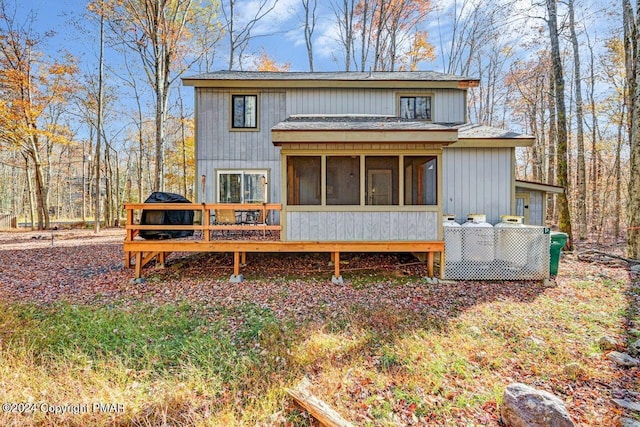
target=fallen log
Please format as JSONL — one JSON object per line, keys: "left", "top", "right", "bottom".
{"left": 578, "top": 249, "right": 640, "bottom": 265}
{"left": 286, "top": 377, "right": 354, "bottom": 427}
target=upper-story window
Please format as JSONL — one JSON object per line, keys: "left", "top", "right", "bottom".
{"left": 231, "top": 94, "right": 258, "bottom": 129}
{"left": 399, "top": 95, "right": 432, "bottom": 121}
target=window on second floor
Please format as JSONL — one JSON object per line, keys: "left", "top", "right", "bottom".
{"left": 399, "top": 95, "right": 432, "bottom": 121}
{"left": 231, "top": 94, "right": 258, "bottom": 129}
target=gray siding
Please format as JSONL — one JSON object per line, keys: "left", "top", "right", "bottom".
{"left": 196, "top": 89, "right": 286, "bottom": 202}
{"left": 442, "top": 147, "right": 512, "bottom": 225}
{"left": 286, "top": 88, "right": 465, "bottom": 122}
{"left": 530, "top": 191, "right": 544, "bottom": 226}
{"left": 286, "top": 211, "right": 438, "bottom": 241}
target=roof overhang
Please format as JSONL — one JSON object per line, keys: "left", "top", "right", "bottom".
{"left": 271, "top": 115, "right": 458, "bottom": 145}
{"left": 272, "top": 129, "right": 458, "bottom": 144}
{"left": 183, "top": 71, "right": 480, "bottom": 90}
{"left": 446, "top": 123, "right": 534, "bottom": 148}
{"left": 515, "top": 180, "right": 564, "bottom": 194}
{"left": 448, "top": 138, "right": 534, "bottom": 148}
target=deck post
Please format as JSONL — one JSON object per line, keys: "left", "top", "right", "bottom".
{"left": 125, "top": 206, "right": 134, "bottom": 268}
{"left": 427, "top": 252, "right": 434, "bottom": 278}
{"left": 203, "top": 206, "right": 210, "bottom": 242}
{"left": 158, "top": 252, "right": 166, "bottom": 269}
{"left": 231, "top": 251, "right": 244, "bottom": 283}
{"left": 135, "top": 252, "right": 142, "bottom": 278}
{"left": 331, "top": 251, "right": 343, "bottom": 285}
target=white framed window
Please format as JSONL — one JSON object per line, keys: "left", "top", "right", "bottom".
{"left": 217, "top": 170, "right": 268, "bottom": 203}
{"left": 399, "top": 95, "right": 432, "bottom": 120}
{"left": 231, "top": 94, "right": 258, "bottom": 129}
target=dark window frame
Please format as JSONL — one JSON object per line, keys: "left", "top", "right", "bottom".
{"left": 231, "top": 94, "right": 258, "bottom": 129}
{"left": 399, "top": 95, "right": 432, "bottom": 121}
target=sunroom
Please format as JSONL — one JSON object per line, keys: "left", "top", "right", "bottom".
{"left": 271, "top": 115, "right": 458, "bottom": 242}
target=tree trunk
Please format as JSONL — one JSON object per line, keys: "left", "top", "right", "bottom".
{"left": 624, "top": 0, "right": 640, "bottom": 258}
{"left": 569, "top": 0, "right": 587, "bottom": 240}
{"left": 302, "top": 0, "right": 316, "bottom": 72}
{"left": 615, "top": 101, "right": 625, "bottom": 238}
{"left": 95, "top": 0, "right": 105, "bottom": 233}
{"left": 23, "top": 154, "right": 35, "bottom": 230}
{"left": 587, "top": 40, "right": 601, "bottom": 232}
{"left": 547, "top": 73, "right": 557, "bottom": 224}
{"left": 546, "top": 0, "right": 573, "bottom": 249}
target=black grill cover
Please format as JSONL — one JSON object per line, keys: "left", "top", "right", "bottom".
{"left": 140, "top": 192, "right": 194, "bottom": 239}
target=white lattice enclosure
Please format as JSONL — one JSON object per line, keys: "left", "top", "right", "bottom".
{"left": 444, "top": 226, "right": 550, "bottom": 280}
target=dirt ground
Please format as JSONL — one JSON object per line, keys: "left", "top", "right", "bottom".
{"left": 0, "top": 227, "right": 637, "bottom": 425}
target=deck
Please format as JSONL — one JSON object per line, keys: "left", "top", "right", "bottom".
{"left": 124, "top": 203, "right": 444, "bottom": 282}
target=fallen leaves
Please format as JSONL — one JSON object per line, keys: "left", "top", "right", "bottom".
{"left": 0, "top": 228, "right": 637, "bottom": 426}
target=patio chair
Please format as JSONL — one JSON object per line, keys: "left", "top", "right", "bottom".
{"left": 213, "top": 209, "right": 240, "bottom": 237}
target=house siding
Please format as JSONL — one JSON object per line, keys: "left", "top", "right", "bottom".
{"left": 442, "top": 147, "right": 512, "bottom": 225}
{"left": 285, "top": 88, "right": 465, "bottom": 123}
{"left": 196, "top": 88, "right": 286, "bottom": 202}
{"left": 196, "top": 86, "right": 466, "bottom": 204}
{"left": 286, "top": 211, "right": 438, "bottom": 241}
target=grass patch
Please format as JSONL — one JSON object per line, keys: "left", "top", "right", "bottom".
{"left": 0, "top": 302, "right": 301, "bottom": 426}
{"left": 0, "top": 273, "right": 632, "bottom": 425}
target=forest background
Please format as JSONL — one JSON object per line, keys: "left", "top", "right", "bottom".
{"left": 0, "top": 0, "right": 638, "bottom": 257}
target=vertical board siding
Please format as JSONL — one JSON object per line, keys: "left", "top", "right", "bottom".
{"left": 286, "top": 211, "right": 438, "bottom": 241}
{"left": 285, "top": 88, "right": 465, "bottom": 123}
{"left": 529, "top": 191, "right": 544, "bottom": 225}
{"left": 196, "top": 89, "right": 286, "bottom": 203}
{"left": 442, "top": 147, "right": 512, "bottom": 225}
{"left": 196, "top": 86, "right": 469, "bottom": 206}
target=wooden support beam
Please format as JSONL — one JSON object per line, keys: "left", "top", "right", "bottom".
{"left": 141, "top": 251, "right": 159, "bottom": 268}
{"left": 135, "top": 252, "right": 142, "bottom": 278}
{"left": 334, "top": 251, "right": 340, "bottom": 278}
{"left": 241, "top": 252, "right": 247, "bottom": 265}
{"left": 427, "top": 252, "right": 434, "bottom": 278}
{"left": 286, "top": 378, "right": 354, "bottom": 427}
{"left": 234, "top": 252, "right": 240, "bottom": 277}
{"left": 158, "top": 252, "right": 166, "bottom": 268}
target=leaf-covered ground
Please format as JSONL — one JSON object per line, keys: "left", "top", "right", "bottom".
{"left": 0, "top": 228, "right": 637, "bottom": 426}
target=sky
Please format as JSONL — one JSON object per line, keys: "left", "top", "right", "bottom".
{"left": 19, "top": 0, "right": 620, "bottom": 75}
{"left": 13, "top": 0, "right": 623, "bottom": 146}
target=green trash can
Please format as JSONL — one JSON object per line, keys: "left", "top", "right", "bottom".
{"left": 549, "top": 232, "right": 568, "bottom": 276}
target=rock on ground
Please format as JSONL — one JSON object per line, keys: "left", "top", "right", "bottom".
{"left": 598, "top": 335, "right": 618, "bottom": 351}
{"left": 501, "top": 383, "right": 575, "bottom": 427}
{"left": 606, "top": 351, "right": 640, "bottom": 368}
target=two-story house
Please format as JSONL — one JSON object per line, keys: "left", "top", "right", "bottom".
{"left": 182, "top": 71, "right": 546, "bottom": 243}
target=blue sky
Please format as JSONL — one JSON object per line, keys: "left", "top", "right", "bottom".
{"left": 20, "top": 0, "right": 619, "bottom": 74}
{"left": 15, "top": 0, "right": 622, "bottom": 145}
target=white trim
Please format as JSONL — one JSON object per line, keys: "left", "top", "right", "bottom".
{"left": 215, "top": 169, "right": 269, "bottom": 203}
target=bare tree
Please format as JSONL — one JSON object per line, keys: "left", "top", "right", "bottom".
{"left": 222, "top": 0, "right": 279, "bottom": 70}
{"left": 94, "top": 0, "right": 105, "bottom": 232}
{"left": 330, "top": 0, "right": 356, "bottom": 71}
{"left": 568, "top": 0, "right": 586, "bottom": 240}
{"left": 546, "top": 0, "right": 573, "bottom": 248}
{"left": 623, "top": 0, "right": 640, "bottom": 258}
{"left": 301, "top": 0, "right": 317, "bottom": 71}
{"left": 97, "top": 0, "right": 220, "bottom": 192}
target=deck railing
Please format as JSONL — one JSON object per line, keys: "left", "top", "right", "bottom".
{"left": 124, "top": 203, "right": 282, "bottom": 242}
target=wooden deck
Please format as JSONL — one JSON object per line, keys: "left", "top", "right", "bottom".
{"left": 124, "top": 203, "right": 444, "bottom": 282}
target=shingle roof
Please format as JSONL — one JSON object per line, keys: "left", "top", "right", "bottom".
{"left": 454, "top": 123, "right": 533, "bottom": 139}
{"left": 272, "top": 116, "right": 532, "bottom": 139}
{"left": 184, "top": 70, "right": 478, "bottom": 83}
{"left": 271, "top": 115, "right": 457, "bottom": 132}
